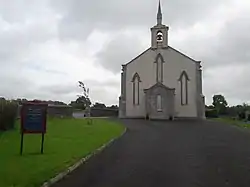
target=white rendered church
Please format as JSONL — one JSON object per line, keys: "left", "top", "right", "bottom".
{"left": 119, "top": 2, "right": 205, "bottom": 120}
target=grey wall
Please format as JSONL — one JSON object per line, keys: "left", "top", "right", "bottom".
{"left": 47, "top": 105, "right": 73, "bottom": 117}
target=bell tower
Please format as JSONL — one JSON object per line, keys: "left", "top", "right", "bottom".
{"left": 151, "top": 1, "right": 169, "bottom": 49}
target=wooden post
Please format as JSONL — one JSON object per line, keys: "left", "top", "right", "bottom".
{"left": 20, "top": 133, "right": 24, "bottom": 155}
{"left": 41, "top": 133, "right": 45, "bottom": 154}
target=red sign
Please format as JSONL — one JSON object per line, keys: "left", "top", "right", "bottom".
{"left": 21, "top": 102, "right": 48, "bottom": 134}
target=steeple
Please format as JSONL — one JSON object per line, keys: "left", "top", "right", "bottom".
{"left": 157, "top": 0, "right": 162, "bottom": 25}
{"left": 151, "top": 0, "right": 169, "bottom": 48}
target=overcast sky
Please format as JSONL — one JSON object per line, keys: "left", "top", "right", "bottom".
{"left": 0, "top": 0, "right": 250, "bottom": 106}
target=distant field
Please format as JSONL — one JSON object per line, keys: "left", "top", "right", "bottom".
{"left": 0, "top": 118, "right": 124, "bottom": 187}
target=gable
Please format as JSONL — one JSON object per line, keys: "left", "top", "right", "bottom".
{"left": 168, "top": 46, "right": 200, "bottom": 64}
{"left": 123, "top": 48, "right": 152, "bottom": 66}
{"left": 124, "top": 46, "right": 201, "bottom": 68}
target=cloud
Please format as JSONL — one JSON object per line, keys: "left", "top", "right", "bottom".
{"left": 0, "top": 0, "right": 250, "bottom": 106}
{"left": 38, "top": 78, "right": 120, "bottom": 104}
{"left": 95, "top": 31, "right": 147, "bottom": 73}
{"left": 50, "top": 0, "right": 225, "bottom": 40}
{"left": 204, "top": 64, "right": 250, "bottom": 105}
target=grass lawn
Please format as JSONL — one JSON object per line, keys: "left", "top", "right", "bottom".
{"left": 0, "top": 118, "right": 125, "bottom": 187}
{"left": 214, "top": 117, "right": 250, "bottom": 128}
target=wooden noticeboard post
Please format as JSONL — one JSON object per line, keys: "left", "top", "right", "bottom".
{"left": 20, "top": 102, "right": 48, "bottom": 155}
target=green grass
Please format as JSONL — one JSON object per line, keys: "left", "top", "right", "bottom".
{"left": 0, "top": 118, "right": 125, "bottom": 187}
{"left": 214, "top": 117, "right": 250, "bottom": 128}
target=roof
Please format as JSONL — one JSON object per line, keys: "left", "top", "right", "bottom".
{"left": 168, "top": 46, "right": 200, "bottom": 64}
{"left": 123, "top": 45, "right": 201, "bottom": 67}
{"left": 123, "top": 43, "right": 201, "bottom": 66}
{"left": 123, "top": 47, "right": 151, "bottom": 66}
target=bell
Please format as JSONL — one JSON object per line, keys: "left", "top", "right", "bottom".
{"left": 157, "top": 35, "right": 163, "bottom": 41}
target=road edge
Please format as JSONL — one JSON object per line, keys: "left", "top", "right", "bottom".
{"left": 41, "top": 127, "right": 127, "bottom": 187}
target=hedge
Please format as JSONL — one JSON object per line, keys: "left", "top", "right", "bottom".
{"left": 205, "top": 109, "right": 219, "bottom": 118}
{"left": 0, "top": 100, "right": 18, "bottom": 131}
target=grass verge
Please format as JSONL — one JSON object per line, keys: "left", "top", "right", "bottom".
{"left": 214, "top": 117, "right": 250, "bottom": 128}
{"left": 0, "top": 118, "right": 124, "bottom": 187}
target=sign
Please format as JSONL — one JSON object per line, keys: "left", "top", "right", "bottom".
{"left": 20, "top": 102, "right": 48, "bottom": 155}
{"left": 21, "top": 103, "right": 47, "bottom": 133}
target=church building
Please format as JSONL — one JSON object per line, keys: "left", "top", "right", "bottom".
{"left": 119, "top": 2, "right": 205, "bottom": 120}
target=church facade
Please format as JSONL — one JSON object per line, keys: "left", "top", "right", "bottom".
{"left": 119, "top": 2, "right": 205, "bottom": 120}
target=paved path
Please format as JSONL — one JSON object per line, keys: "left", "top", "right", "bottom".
{"left": 52, "top": 119, "right": 250, "bottom": 187}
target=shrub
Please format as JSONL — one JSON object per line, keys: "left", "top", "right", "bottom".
{"left": 247, "top": 114, "right": 250, "bottom": 121}
{"left": 0, "top": 99, "right": 18, "bottom": 131}
{"left": 205, "top": 109, "right": 218, "bottom": 118}
{"left": 238, "top": 111, "right": 246, "bottom": 120}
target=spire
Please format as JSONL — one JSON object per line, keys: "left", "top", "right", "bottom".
{"left": 157, "top": 0, "right": 162, "bottom": 25}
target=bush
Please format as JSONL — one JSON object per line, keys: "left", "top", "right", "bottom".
{"left": 246, "top": 115, "right": 250, "bottom": 121}
{"left": 205, "top": 109, "right": 218, "bottom": 118}
{"left": 0, "top": 99, "right": 18, "bottom": 131}
{"left": 238, "top": 112, "right": 246, "bottom": 120}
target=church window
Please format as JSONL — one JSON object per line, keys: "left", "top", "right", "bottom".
{"left": 157, "top": 60, "right": 162, "bottom": 82}
{"left": 131, "top": 73, "right": 141, "bottom": 105}
{"left": 156, "top": 31, "right": 163, "bottom": 42}
{"left": 155, "top": 53, "right": 164, "bottom": 82}
{"left": 178, "top": 71, "right": 189, "bottom": 105}
{"left": 156, "top": 95, "right": 162, "bottom": 111}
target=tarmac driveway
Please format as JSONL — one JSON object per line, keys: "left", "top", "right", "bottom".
{"left": 52, "top": 119, "right": 250, "bottom": 187}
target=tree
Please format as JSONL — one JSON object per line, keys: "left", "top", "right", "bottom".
{"left": 212, "top": 94, "right": 228, "bottom": 115}
{"left": 93, "top": 102, "right": 106, "bottom": 109}
{"left": 242, "top": 102, "right": 250, "bottom": 112}
{"left": 206, "top": 105, "right": 214, "bottom": 110}
{"left": 76, "top": 96, "right": 91, "bottom": 110}
{"left": 70, "top": 81, "right": 92, "bottom": 110}
{"left": 78, "top": 81, "right": 92, "bottom": 124}
{"left": 108, "top": 105, "right": 118, "bottom": 110}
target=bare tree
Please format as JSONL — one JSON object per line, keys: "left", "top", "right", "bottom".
{"left": 78, "top": 81, "right": 92, "bottom": 124}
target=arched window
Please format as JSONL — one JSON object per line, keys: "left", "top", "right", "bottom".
{"left": 155, "top": 53, "right": 164, "bottom": 83}
{"left": 156, "top": 94, "right": 162, "bottom": 111}
{"left": 131, "top": 73, "right": 141, "bottom": 105}
{"left": 178, "top": 71, "right": 189, "bottom": 105}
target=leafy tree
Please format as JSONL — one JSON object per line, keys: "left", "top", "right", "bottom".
{"left": 108, "top": 105, "right": 118, "bottom": 110}
{"left": 48, "top": 100, "right": 67, "bottom": 105}
{"left": 206, "top": 105, "right": 214, "bottom": 110}
{"left": 242, "top": 102, "right": 250, "bottom": 112}
{"left": 212, "top": 94, "right": 228, "bottom": 115}
{"left": 93, "top": 102, "right": 106, "bottom": 109}
{"left": 75, "top": 96, "right": 91, "bottom": 110}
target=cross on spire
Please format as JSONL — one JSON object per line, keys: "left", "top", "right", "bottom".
{"left": 157, "top": 0, "right": 162, "bottom": 25}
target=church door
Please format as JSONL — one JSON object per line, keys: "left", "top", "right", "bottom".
{"left": 144, "top": 83, "right": 175, "bottom": 120}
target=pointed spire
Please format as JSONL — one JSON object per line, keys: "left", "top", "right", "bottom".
{"left": 157, "top": 0, "right": 162, "bottom": 25}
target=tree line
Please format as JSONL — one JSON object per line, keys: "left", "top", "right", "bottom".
{"left": 206, "top": 94, "right": 250, "bottom": 119}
